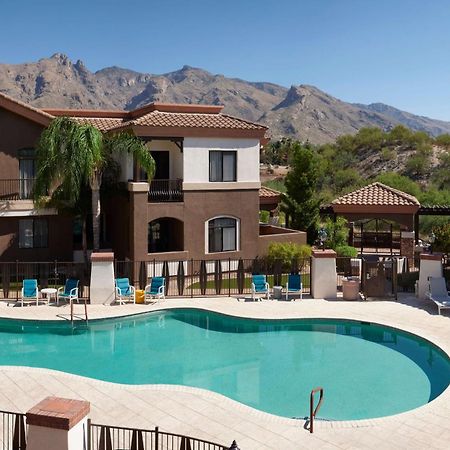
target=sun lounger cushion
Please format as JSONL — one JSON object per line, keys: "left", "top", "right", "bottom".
{"left": 149, "top": 277, "right": 165, "bottom": 294}
{"left": 23, "top": 279, "right": 37, "bottom": 297}
{"left": 253, "top": 275, "right": 267, "bottom": 292}
{"left": 116, "top": 278, "right": 132, "bottom": 295}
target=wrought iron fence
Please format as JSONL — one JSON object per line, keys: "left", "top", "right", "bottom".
{"left": 0, "top": 410, "right": 27, "bottom": 450}
{"left": 114, "top": 258, "right": 311, "bottom": 297}
{"left": 0, "top": 179, "right": 35, "bottom": 201}
{"left": 148, "top": 179, "right": 183, "bottom": 202}
{"left": 0, "top": 261, "right": 91, "bottom": 301}
{"left": 88, "top": 423, "right": 228, "bottom": 450}
{"left": 335, "top": 257, "right": 361, "bottom": 291}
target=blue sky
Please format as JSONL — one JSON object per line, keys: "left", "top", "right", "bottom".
{"left": 1, "top": 0, "right": 450, "bottom": 120}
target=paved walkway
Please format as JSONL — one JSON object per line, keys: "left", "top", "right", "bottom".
{"left": 0, "top": 295, "right": 448, "bottom": 449}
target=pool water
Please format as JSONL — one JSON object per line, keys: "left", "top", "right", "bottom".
{"left": 0, "top": 309, "right": 449, "bottom": 420}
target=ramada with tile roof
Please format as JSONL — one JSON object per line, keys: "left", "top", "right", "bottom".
{"left": 0, "top": 91, "right": 305, "bottom": 262}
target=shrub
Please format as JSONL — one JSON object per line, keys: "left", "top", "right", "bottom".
{"left": 267, "top": 242, "right": 312, "bottom": 271}
{"left": 380, "top": 147, "right": 395, "bottom": 161}
{"left": 335, "top": 245, "right": 358, "bottom": 258}
{"left": 259, "top": 210, "right": 269, "bottom": 223}
{"left": 434, "top": 223, "right": 450, "bottom": 254}
{"left": 322, "top": 217, "right": 350, "bottom": 249}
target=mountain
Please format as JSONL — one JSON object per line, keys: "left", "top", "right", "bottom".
{"left": 1, "top": 54, "right": 450, "bottom": 144}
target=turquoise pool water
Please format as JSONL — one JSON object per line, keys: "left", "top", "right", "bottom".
{"left": 0, "top": 309, "right": 449, "bottom": 420}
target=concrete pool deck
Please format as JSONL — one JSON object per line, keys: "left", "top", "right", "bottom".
{"left": 0, "top": 294, "right": 448, "bottom": 449}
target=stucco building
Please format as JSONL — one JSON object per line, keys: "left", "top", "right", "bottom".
{"left": 0, "top": 93, "right": 305, "bottom": 262}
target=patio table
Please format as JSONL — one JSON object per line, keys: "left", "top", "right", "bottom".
{"left": 41, "top": 288, "right": 57, "bottom": 306}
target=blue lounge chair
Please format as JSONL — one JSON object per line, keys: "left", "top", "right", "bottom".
{"left": 57, "top": 279, "right": 79, "bottom": 305}
{"left": 286, "top": 274, "right": 303, "bottom": 301}
{"left": 115, "top": 278, "right": 135, "bottom": 304}
{"left": 21, "top": 279, "right": 39, "bottom": 307}
{"left": 144, "top": 277, "right": 166, "bottom": 302}
{"left": 251, "top": 274, "right": 270, "bottom": 301}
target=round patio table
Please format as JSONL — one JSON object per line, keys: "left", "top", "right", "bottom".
{"left": 41, "top": 288, "right": 57, "bottom": 306}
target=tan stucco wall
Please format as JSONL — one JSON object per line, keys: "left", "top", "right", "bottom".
{"left": 258, "top": 226, "right": 307, "bottom": 256}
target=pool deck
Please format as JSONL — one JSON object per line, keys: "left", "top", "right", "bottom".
{"left": 0, "top": 294, "right": 449, "bottom": 449}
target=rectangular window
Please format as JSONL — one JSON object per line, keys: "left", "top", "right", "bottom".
{"left": 209, "top": 151, "right": 236, "bottom": 182}
{"left": 19, "top": 219, "right": 48, "bottom": 249}
{"left": 208, "top": 218, "right": 237, "bottom": 253}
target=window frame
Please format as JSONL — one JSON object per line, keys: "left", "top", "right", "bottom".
{"left": 206, "top": 216, "right": 239, "bottom": 254}
{"left": 209, "top": 151, "right": 237, "bottom": 182}
{"left": 18, "top": 218, "right": 49, "bottom": 249}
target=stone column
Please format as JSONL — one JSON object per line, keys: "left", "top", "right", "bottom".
{"left": 418, "top": 253, "right": 443, "bottom": 300}
{"left": 400, "top": 231, "right": 415, "bottom": 269}
{"left": 26, "top": 397, "right": 90, "bottom": 450}
{"left": 311, "top": 249, "right": 337, "bottom": 299}
{"left": 90, "top": 252, "right": 115, "bottom": 305}
{"left": 128, "top": 182, "right": 149, "bottom": 261}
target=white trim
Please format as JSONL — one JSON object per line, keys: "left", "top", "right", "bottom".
{"left": 0, "top": 208, "right": 57, "bottom": 217}
{"left": 205, "top": 215, "right": 240, "bottom": 254}
{"left": 183, "top": 182, "right": 260, "bottom": 191}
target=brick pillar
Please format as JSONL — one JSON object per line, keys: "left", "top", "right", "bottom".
{"left": 400, "top": 231, "right": 415, "bottom": 269}
{"left": 26, "top": 397, "right": 90, "bottom": 450}
{"left": 311, "top": 249, "right": 337, "bottom": 299}
{"left": 128, "top": 182, "right": 149, "bottom": 261}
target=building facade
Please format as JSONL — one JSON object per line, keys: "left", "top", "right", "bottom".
{"left": 0, "top": 93, "right": 306, "bottom": 263}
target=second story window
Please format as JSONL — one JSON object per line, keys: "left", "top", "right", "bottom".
{"left": 209, "top": 151, "right": 236, "bottom": 182}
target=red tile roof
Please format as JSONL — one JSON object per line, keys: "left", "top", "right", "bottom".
{"left": 332, "top": 182, "right": 420, "bottom": 207}
{"left": 259, "top": 186, "right": 282, "bottom": 199}
{"left": 72, "top": 117, "right": 124, "bottom": 132}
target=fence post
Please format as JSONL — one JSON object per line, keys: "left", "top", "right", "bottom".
{"left": 26, "top": 397, "right": 90, "bottom": 450}
{"left": 154, "top": 426, "right": 159, "bottom": 450}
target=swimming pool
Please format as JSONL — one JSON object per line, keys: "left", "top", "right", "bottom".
{"left": 0, "top": 309, "right": 448, "bottom": 420}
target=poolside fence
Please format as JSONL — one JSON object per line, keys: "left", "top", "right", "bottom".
{"left": 0, "top": 410, "right": 27, "bottom": 450}
{"left": 88, "top": 422, "right": 228, "bottom": 450}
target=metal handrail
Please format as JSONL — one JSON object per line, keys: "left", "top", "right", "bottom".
{"left": 309, "top": 387, "right": 324, "bottom": 434}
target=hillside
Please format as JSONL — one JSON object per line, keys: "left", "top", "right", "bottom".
{"left": 1, "top": 54, "right": 450, "bottom": 143}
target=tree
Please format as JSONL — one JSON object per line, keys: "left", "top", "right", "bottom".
{"left": 281, "top": 142, "right": 321, "bottom": 242}
{"left": 34, "top": 117, "right": 155, "bottom": 251}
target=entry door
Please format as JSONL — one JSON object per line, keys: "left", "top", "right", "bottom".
{"left": 150, "top": 151, "right": 170, "bottom": 179}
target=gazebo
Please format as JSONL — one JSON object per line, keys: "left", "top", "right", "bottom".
{"left": 323, "top": 182, "right": 421, "bottom": 262}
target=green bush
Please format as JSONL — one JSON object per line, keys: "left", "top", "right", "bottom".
{"left": 434, "top": 223, "right": 450, "bottom": 254}
{"left": 259, "top": 210, "right": 269, "bottom": 223}
{"left": 322, "top": 217, "right": 350, "bottom": 249}
{"left": 267, "top": 242, "right": 312, "bottom": 271}
{"left": 335, "top": 245, "right": 358, "bottom": 257}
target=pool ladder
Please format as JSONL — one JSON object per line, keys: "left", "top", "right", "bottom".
{"left": 70, "top": 299, "right": 89, "bottom": 324}
{"left": 309, "top": 387, "right": 324, "bottom": 433}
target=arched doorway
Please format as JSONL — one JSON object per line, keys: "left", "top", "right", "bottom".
{"left": 148, "top": 218, "right": 184, "bottom": 253}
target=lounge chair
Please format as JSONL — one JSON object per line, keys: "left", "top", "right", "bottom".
{"left": 427, "top": 277, "right": 450, "bottom": 315}
{"left": 251, "top": 274, "right": 270, "bottom": 301}
{"left": 21, "top": 279, "right": 39, "bottom": 307}
{"left": 286, "top": 273, "right": 303, "bottom": 301}
{"left": 115, "top": 278, "right": 135, "bottom": 304}
{"left": 144, "top": 277, "right": 165, "bottom": 302}
{"left": 57, "top": 279, "right": 79, "bottom": 305}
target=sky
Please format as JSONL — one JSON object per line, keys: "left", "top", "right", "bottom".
{"left": 1, "top": 0, "right": 450, "bottom": 120}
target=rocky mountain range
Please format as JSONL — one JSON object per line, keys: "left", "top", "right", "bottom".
{"left": 1, "top": 53, "right": 450, "bottom": 144}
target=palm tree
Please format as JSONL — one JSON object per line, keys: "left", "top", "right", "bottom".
{"left": 34, "top": 117, "right": 155, "bottom": 252}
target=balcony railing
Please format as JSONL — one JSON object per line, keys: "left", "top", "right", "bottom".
{"left": 148, "top": 179, "right": 183, "bottom": 202}
{"left": 0, "top": 178, "right": 35, "bottom": 200}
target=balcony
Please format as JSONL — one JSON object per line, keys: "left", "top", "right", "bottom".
{"left": 148, "top": 179, "right": 183, "bottom": 203}
{"left": 0, "top": 179, "right": 35, "bottom": 200}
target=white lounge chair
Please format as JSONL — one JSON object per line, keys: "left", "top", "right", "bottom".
{"left": 251, "top": 274, "right": 270, "bottom": 301}
{"left": 427, "top": 277, "right": 450, "bottom": 315}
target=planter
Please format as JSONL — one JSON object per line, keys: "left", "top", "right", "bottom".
{"left": 342, "top": 277, "right": 360, "bottom": 301}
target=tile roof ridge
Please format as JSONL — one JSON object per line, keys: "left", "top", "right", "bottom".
{"left": 220, "top": 112, "right": 268, "bottom": 129}
{"left": 372, "top": 181, "right": 420, "bottom": 204}
{"left": 0, "top": 91, "right": 54, "bottom": 120}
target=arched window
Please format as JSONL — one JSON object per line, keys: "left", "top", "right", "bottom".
{"left": 207, "top": 217, "right": 238, "bottom": 253}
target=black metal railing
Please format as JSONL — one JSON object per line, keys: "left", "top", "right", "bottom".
{"left": 88, "top": 423, "right": 228, "bottom": 450}
{"left": 0, "top": 410, "right": 27, "bottom": 450}
{"left": 0, "top": 179, "right": 35, "bottom": 201}
{"left": 148, "top": 179, "right": 183, "bottom": 202}
{"left": 0, "top": 261, "right": 91, "bottom": 301}
{"left": 115, "top": 257, "right": 311, "bottom": 298}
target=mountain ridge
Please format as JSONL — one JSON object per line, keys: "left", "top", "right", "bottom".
{"left": 1, "top": 54, "right": 449, "bottom": 143}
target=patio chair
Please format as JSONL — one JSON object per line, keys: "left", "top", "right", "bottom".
{"left": 427, "top": 277, "right": 450, "bottom": 315}
{"left": 286, "top": 273, "right": 303, "bottom": 301}
{"left": 144, "top": 277, "right": 165, "bottom": 303}
{"left": 251, "top": 274, "right": 270, "bottom": 301}
{"left": 20, "top": 279, "right": 39, "bottom": 307}
{"left": 115, "top": 278, "right": 136, "bottom": 304}
{"left": 57, "top": 279, "right": 79, "bottom": 306}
